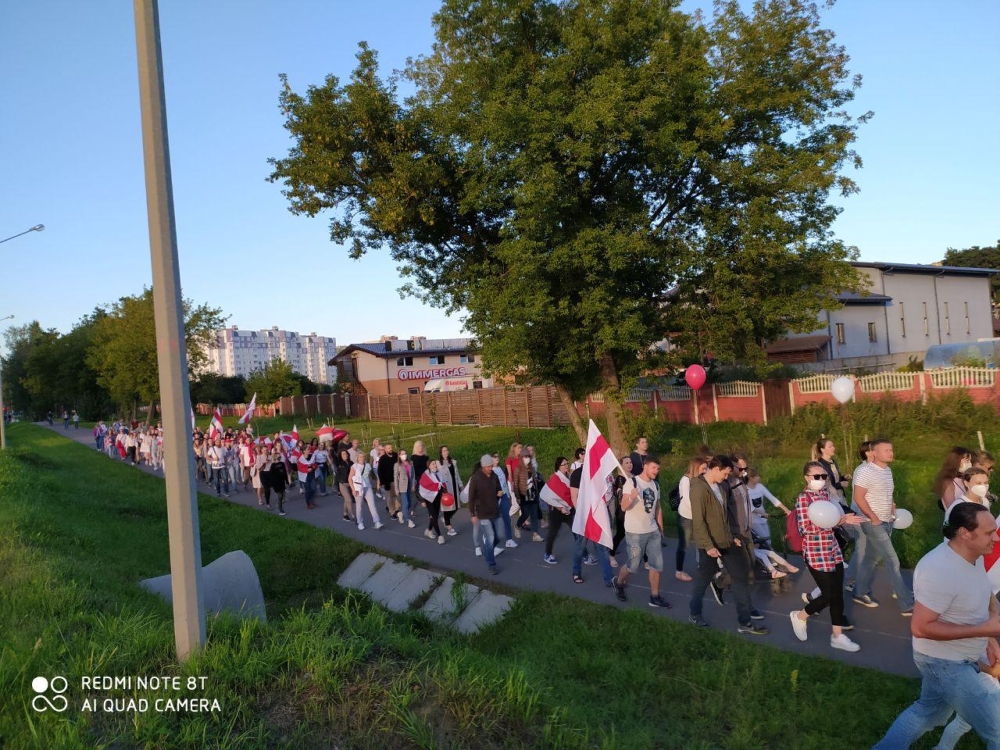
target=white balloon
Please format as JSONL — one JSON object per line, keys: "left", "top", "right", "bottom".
{"left": 893, "top": 508, "right": 914, "bottom": 530}
{"left": 830, "top": 376, "right": 855, "bottom": 404}
{"left": 807, "top": 500, "right": 841, "bottom": 529}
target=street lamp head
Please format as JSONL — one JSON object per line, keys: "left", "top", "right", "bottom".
{"left": 31, "top": 224, "right": 44, "bottom": 232}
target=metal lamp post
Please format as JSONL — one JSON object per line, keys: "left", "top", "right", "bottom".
{"left": 0, "top": 224, "right": 44, "bottom": 244}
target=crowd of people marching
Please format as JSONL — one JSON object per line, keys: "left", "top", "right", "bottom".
{"left": 85, "top": 415, "right": 1000, "bottom": 748}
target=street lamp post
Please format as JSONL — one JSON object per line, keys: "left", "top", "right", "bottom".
{"left": 133, "top": 0, "right": 205, "bottom": 660}
{"left": 0, "top": 225, "right": 44, "bottom": 244}
{"left": 0, "top": 314, "right": 13, "bottom": 450}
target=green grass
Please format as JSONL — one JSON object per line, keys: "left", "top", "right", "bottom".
{"left": 0, "top": 424, "right": 969, "bottom": 749}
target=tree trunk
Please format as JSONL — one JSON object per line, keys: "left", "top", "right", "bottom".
{"left": 599, "top": 354, "right": 628, "bottom": 457}
{"left": 146, "top": 399, "right": 156, "bottom": 426}
{"left": 554, "top": 385, "right": 588, "bottom": 446}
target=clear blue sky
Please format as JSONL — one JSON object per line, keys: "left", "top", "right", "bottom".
{"left": 2, "top": 0, "right": 997, "bottom": 347}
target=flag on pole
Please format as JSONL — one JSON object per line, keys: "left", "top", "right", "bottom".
{"left": 571, "top": 420, "right": 620, "bottom": 548}
{"left": 540, "top": 470, "right": 572, "bottom": 511}
{"left": 238, "top": 393, "right": 257, "bottom": 424}
{"left": 208, "top": 409, "right": 224, "bottom": 440}
{"left": 291, "top": 424, "right": 299, "bottom": 442}
{"left": 278, "top": 432, "right": 296, "bottom": 452}
{"left": 316, "top": 424, "right": 334, "bottom": 443}
{"left": 985, "top": 514, "right": 1000, "bottom": 594}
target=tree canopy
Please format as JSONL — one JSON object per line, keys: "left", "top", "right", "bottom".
{"left": 86, "top": 288, "right": 224, "bottom": 417}
{"left": 268, "top": 0, "right": 867, "bottom": 447}
{"left": 943, "top": 241, "right": 1000, "bottom": 303}
{"left": 244, "top": 358, "right": 303, "bottom": 405}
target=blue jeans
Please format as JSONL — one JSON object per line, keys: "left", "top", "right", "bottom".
{"left": 478, "top": 517, "right": 497, "bottom": 568}
{"left": 315, "top": 464, "right": 328, "bottom": 494}
{"left": 304, "top": 472, "right": 316, "bottom": 504}
{"left": 498, "top": 493, "right": 513, "bottom": 540}
{"left": 400, "top": 490, "right": 413, "bottom": 520}
{"left": 874, "top": 654, "right": 1000, "bottom": 749}
{"left": 852, "top": 521, "right": 913, "bottom": 610}
{"left": 211, "top": 466, "right": 229, "bottom": 496}
{"left": 572, "top": 534, "right": 613, "bottom": 584}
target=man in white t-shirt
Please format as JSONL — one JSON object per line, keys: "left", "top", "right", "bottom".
{"left": 849, "top": 439, "right": 914, "bottom": 613}
{"left": 611, "top": 455, "right": 670, "bottom": 608}
{"left": 873, "top": 502, "right": 1000, "bottom": 749}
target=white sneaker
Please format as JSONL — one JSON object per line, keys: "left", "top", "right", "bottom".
{"left": 447, "top": 527, "right": 458, "bottom": 536}
{"left": 531, "top": 533, "right": 543, "bottom": 542}
{"left": 398, "top": 515, "right": 404, "bottom": 524}
{"left": 494, "top": 546, "right": 505, "bottom": 556}
{"left": 513, "top": 527, "right": 522, "bottom": 539}
{"left": 505, "top": 539, "right": 518, "bottom": 548}
{"left": 425, "top": 529, "right": 435, "bottom": 539}
{"left": 475, "top": 547, "right": 482, "bottom": 557}
{"left": 790, "top": 611, "right": 808, "bottom": 642}
{"left": 374, "top": 522, "right": 385, "bottom": 530}
{"left": 830, "top": 634, "right": 860, "bottom": 652}
{"left": 437, "top": 535, "right": 445, "bottom": 545}
{"left": 358, "top": 523, "right": 365, "bottom": 531}
{"left": 407, "top": 520, "right": 416, "bottom": 529}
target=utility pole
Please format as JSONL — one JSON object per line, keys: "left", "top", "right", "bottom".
{"left": 133, "top": 0, "right": 205, "bottom": 659}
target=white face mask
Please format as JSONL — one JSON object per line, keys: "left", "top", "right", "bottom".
{"left": 969, "top": 484, "right": 989, "bottom": 499}
{"left": 808, "top": 479, "right": 826, "bottom": 492}
{"left": 960, "top": 460, "right": 973, "bottom": 473}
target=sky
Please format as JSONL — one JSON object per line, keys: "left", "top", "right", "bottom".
{"left": 1, "top": 0, "right": 998, "bottom": 349}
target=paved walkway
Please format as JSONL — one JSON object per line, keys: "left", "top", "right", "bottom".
{"left": 44, "top": 423, "right": 919, "bottom": 678}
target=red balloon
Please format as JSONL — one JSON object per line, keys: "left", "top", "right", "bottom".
{"left": 685, "top": 365, "right": 707, "bottom": 390}
{"left": 441, "top": 492, "right": 457, "bottom": 511}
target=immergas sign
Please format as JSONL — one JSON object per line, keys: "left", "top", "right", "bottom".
{"left": 398, "top": 367, "right": 467, "bottom": 381}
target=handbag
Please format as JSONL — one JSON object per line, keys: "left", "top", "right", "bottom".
{"left": 713, "top": 558, "right": 732, "bottom": 589}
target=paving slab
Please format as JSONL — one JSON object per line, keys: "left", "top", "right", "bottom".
{"left": 337, "top": 552, "right": 389, "bottom": 589}
{"left": 453, "top": 590, "right": 513, "bottom": 634}
{"left": 380, "top": 568, "right": 441, "bottom": 613}
{"left": 420, "top": 577, "right": 481, "bottom": 623}
{"left": 359, "top": 559, "right": 413, "bottom": 600}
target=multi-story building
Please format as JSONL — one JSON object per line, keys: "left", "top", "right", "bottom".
{"left": 332, "top": 336, "right": 492, "bottom": 395}
{"left": 205, "top": 326, "right": 338, "bottom": 384}
{"left": 767, "top": 261, "right": 997, "bottom": 369}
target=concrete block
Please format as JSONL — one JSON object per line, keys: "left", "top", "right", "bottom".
{"left": 140, "top": 550, "right": 267, "bottom": 623}
{"left": 359, "top": 560, "right": 412, "bottom": 601}
{"left": 420, "top": 577, "right": 480, "bottom": 623}
{"left": 380, "top": 568, "right": 440, "bottom": 613}
{"left": 453, "top": 590, "right": 513, "bottom": 634}
{"left": 337, "top": 552, "right": 389, "bottom": 590}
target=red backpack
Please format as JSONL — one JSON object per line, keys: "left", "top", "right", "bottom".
{"left": 785, "top": 512, "right": 803, "bottom": 554}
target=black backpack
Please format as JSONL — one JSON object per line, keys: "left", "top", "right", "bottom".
{"left": 668, "top": 482, "right": 682, "bottom": 512}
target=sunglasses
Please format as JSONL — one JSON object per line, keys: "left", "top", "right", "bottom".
{"left": 809, "top": 473, "right": 829, "bottom": 480}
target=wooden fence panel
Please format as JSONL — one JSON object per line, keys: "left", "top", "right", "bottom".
{"left": 449, "top": 391, "right": 480, "bottom": 424}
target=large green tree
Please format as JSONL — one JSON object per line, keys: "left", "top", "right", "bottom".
{"left": 244, "top": 358, "right": 302, "bottom": 405}
{"left": 87, "top": 288, "right": 225, "bottom": 422}
{"left": 943, "top": 242, "right": 1000, "bottom": 303}
{"left": 269, "top": 0, "right": 865, "bottom": 449}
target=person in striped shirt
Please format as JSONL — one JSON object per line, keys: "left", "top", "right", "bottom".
{"left": 850, "top": 438, "right": 915, "bottom": 614}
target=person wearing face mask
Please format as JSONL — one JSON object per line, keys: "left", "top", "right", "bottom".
{"left": 936, "top": 447, "right": 974, "bottom": 515}
{"left": 789, "top": 461, "right": 868, "bottom": 652}
{"left": 949, "top": 467, "right": 992, "bottom": 515}
{"left": 512, "top": 452, "right": 544, "bottom": 542}
{"left": 721, "top": 453, "right": 767, "bottom": 625}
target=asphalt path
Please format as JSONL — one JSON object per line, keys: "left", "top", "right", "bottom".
{"left": 43, "top": 423, "right": 920, "bottom": 678}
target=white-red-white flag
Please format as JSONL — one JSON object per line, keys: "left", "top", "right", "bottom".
{"left": 238, "top": 393, "right": 257, "bottom": 424}
{"left": 291, "top": 424, "right": 299, "bottom": 442}
{"left": 985, "top": 514, "right": 1000, "bottom": 594}
{"left": 571, "top": 420, "right": 620, "bottom": 548}
{"left": 540, "top": 470, "right": 572, "bottom": 511}
{"left": 208, "top": 409, "right": 224, "bottom": 440}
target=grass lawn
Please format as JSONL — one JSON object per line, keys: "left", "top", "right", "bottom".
{"left": 0, "top": 423, "right": 975, "bottom": 749}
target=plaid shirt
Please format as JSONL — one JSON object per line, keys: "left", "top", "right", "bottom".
{"left": 795, "top": 489, "right": 843, "bottom": 572}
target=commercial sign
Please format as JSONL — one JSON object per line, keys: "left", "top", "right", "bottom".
{"left": 397, "top": 367, "right": 467, "bottom": 381}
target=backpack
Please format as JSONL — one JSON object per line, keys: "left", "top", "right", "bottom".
{"left": 668, "top": 483, "right": 682, "bottom": 512}
{"left": 784, "top": 512, "right": 803, "bottom": 554}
